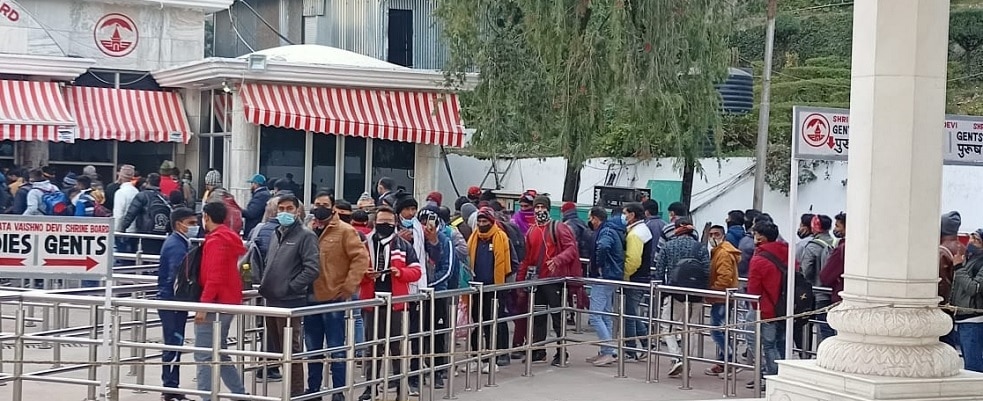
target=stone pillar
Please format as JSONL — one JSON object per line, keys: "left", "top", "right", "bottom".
{"left": 17, "top": 141, "right": 48, "bottom": 169}
{"left": 228, "top": 90, "right": 258, "bottom": 204}
{"left": 413, "top": 143, "right": 441, "bottom": 202}
{"left": 766, "top": 1, "right": 983, "bottom": 399}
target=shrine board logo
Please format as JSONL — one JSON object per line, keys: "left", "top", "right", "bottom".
{"left": 94, "top": 13, "right": 138, "bottom": 57}
{"left": 801, "top": 113, "right": 832, "bottom": 148}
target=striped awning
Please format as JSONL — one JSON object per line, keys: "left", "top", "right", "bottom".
{"left": 0, "top": 80, "right": 77, "bottom": 142}
{"left": 240, "top": 83, "right": 465, "bottom": 147}
{"left": 66, "top": 86, "right": 192, "bottom": 143}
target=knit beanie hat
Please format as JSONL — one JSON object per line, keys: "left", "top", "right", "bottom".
{"left": 204, "top": 170, "right": 222, "bottom": 187}
{"left": 83, "top": 165, "right": 97, "bottom": 178}
{"left": 159, "top": 160, "right": 175, "bottom": 175}
{"left": 467, "top": 186, "right": 481, "bottom": 200}
{"left": 941, "top": 211, "right": 962, "bottom": 236}
{"left": 426, "top": 191, "right": 443, "bottom": 206}
{"left": 357, "top": 192, "right": 375, "bottom": 209}
{"left": 118, "top": 165, "right": 135, "bottom": 182}
{"left": 63, "top": 172, "right": 77, "bottom": 187}
{"left": 561, "top": 202, "right": 576, "bottom": 213}
{"left": 461, "top": 203, "right": 477, "bottom": 222}
{"left": 393, "top": 191, "right": 418, "bottom": 215}
{"left": 533, "top": 195, "right": 551, "bottom": 209}
{"left": 476, "top": 206, "right": 496, "bottom": 222}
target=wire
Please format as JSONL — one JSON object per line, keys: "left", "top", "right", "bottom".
{"left": 237, "top": 0, "right": 296, "bottom": 46}
{"left": 8, "top": 0, "right": 69, "bottom": 57}
{"left": 229, "top": 6, "right": 256, "bottom": 53}
{"left": 439, "top": 146, "right": 462, "bottom": 198}
{"left": 82, "top": 71, "right": 153, "bottom": 88}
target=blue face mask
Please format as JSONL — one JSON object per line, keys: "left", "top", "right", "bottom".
{"left": 276, "top": 212, "right": 296, "bottom": 226}
{"left": 186, "top": 225, "right": 200, "bottom": 238}
{"left": 620, "top": 214, "right": 628, "bottom": 225}
{"left": 401, "top": 219, "right": 415, "bottom": 228}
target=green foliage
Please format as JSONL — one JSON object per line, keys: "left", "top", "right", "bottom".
{"left": 951, "top": 9, "right": 983, "bottom": 54}
{"left": 436, "top": 0, "right": 731, "bottom": 174}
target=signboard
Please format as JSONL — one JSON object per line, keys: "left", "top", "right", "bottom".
{"left": 0, "top": 2, "right": 19, "bottom": 23}
{"left": 793, "top": 106, "right": 983, "bottom": 165}
{"left": 0, "top": 216, "right": 113, "bottom": 280}
{"left": 94, "top": 13, "right": 138, "bottom": 57}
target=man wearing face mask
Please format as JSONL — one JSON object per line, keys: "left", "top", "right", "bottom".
{"left": 516, "top": 195, "right": 580, "bottom": 366}
{"left": 157, "top": 208, "right": 198, "bottom": 401}
{"left": 820, "top": 212, "right": 846, "bottom": 336}
{"left": 704, "top": 225, "right": 740, "bottom": 376}
{"left": 794, "top": 213, "right": 815, "bottom": 262}
{"left": 585, "top": 206, "right": 625, "bottom": 367}
{"left": 952, "top": 229, "right": 983, "bottom": 372}
{"left": 258, "top": 195, "right": 321, "bottom": 398}
{"left": 623, "top": 202, "right": 655, "bottom": 362}
{"left": 467, "top": 207, "right": 513, "bottom": 370}
{"left": 306, "top": 191, "right": 370, "bottom": 399}
{"left": 335, "top": 200, "right": 354, "bottom": 224}
{"left": 359, "top": 206, "right": 422, "bottom": 401}
{"left": 393, "top": 191, "right": 428, "bottom": 292}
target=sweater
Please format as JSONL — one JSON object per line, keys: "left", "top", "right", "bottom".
{"left": 748, "top": 241, "right": 789, "bottom": 319}
{"left": 468, "top": 224, "right": 511, "bottom": 285}
{"left": 200, "top": 224, "right": 247, "bottom": 305}
{"left": 707, "top": 241, "right": 741, "bottom": 304}
{"left": 360, "top": 234, "right": 423, "bottom": 311}
{"left": 820, "top": 238, "right": 845, "bottom": 303}
{"left": 517, "top": 221, "right": 580, "bottom": 280}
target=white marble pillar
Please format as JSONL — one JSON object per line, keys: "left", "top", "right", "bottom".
{"left": 767, "top": 1, "right": 983, "bottom": 399}
{"left": 413, "top": 143, "right": 441, "bottom": 201}
{"left": 228, "top": 90, "right": 258, "bottom": 204}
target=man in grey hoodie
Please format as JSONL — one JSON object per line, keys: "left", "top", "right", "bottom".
{"left": 258, "top": 194, "right": 320, "bottom": 397}
{"left": 23, "top": 168, "right": 59, "bottom": 216}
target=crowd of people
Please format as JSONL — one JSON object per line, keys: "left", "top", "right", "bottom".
{"left": 6, "top": 161, "right": 981, "bottom": 399}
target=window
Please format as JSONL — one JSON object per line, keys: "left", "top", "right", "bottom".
{"left": 387, "top": 9, "right": 414, "bottom": 67}
{"left": 0, "top": 141, "right": 14, "bottom": 159}
{"left": 343, "top": 137, "right": 367, "bottom": 202}
{"left": 372, "top": 140, "right": 415, "bottom": 197}
{"left": 259, "top": 127, "right": 306, "bottom": 198}
{"left": 118, "top": 142, "right": 176, "bottom": 179}
{"left": 311, "top": 133, "right": 337, "bottom": 201}
{"left": 49, "top": 140, "right": 113, "bottom": 164}
{"left": 195, "top": 135, "right": 227, "bottom": 194}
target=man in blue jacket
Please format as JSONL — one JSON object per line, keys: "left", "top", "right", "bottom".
{"left": 586, "top": 206, "right": 626, "bottom": 367}
{"left": 157, "top": 207, "right": 198, "bottom": 401}
{"left": 411, "top": 207, "right": 452, "bottom": 390}
{"left": 242, "top": 174, "right": 271, "bottom": 238}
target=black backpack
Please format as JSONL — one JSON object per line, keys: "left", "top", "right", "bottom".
{"left": 500, "top": 221, "right": 526, "bottom": 262}
{"left": 138, "top": 192, "right": 173, "bottom": 235}
{"left": 173, "top": 244, "right": 204, "bottom": 302}
{"left": 669, "top": 241, "right": 710, "bottom": 302}
{"left": 759, "top": 250, "right": 815, "bottom": 317}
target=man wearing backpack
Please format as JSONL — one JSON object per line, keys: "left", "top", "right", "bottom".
{"left": 307, "top": 192, "right": 370, "bottom": 400}
{"left": 951, "top": 229, "right": 983, "bottom": 372}
{"left": 705, "top": 225, "right": 740, "bottom": 376}
{"left": 940, "top": 211, "right": 966, "bottom": 348}
{"left": 747, "top": 221, "right": 788, "bottom": 390}
{"left": 623, "top": 202, "right": 656, "bottom": 362}
{"left": 654, "top": 215, "right": 708, "bottom": 377}
{"left": 560, "top": 201, "right": 591, "bottom": 325}
{"left": 800, "top": 214, "right": 835, "bottom": 343}
{"left": 119, "top": 173, "right": 172, "bottom": 255}
{"left": 259, "top": 195, "right": 321, "bottom": 398}
{"left": 242, "top": 174, "right": 270, "bottom": 238}
{"left": 467, "top": 207, "right": 513, "bottom": 372}
{"left": 157, "top": 208, "right": 198, "bottom": 401}
{"left": 516, "top": 195, "right": 579, "bottom": 367}
{"left": 23, "top": 168, "right": 60, "bottom": 216}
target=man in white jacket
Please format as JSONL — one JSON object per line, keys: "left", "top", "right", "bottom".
{"left": 113, "top": 165, "right": 139, "bottom": 264}
{"left": 23, "top": 168, "right": 60, "bottom": 216}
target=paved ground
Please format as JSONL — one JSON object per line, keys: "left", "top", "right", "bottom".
{"left": 0, "top": 302, "right": 763, "bottom": 401}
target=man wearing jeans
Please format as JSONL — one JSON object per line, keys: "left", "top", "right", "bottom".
{"left": 747, "top": 221, "right": 787, "bottom": 390}
{"left": 704, "top": 225, "right": 740, "bottom": 376}
{"left": 308, "top": 192, "right": 369, "bottom": 401}
{"left": 623, "top": 203, "right": 656, "bottom": 362}
{"left": 157, "top": 208, "right": 198, "bottom": 401}
{"left": 194, "top": 202, "right": 247, "bottom": 400}
{"left": 585, "top": 206, "right": 625, "bottom": 367}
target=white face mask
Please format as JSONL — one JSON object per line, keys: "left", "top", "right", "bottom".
{"left": 186, "top": 225, "right": 200, "bottom": 238}
{"left": 709, "top": 237, "right": 722, "bottom": 249}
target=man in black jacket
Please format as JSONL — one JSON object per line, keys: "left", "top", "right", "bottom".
{"left": 258, "top": 195, "right": 320, "bottom": 397}
{"left": 243, "top": 174, "right": 271, "bottom": 237}
{"left": 119, "top": 173, "right": 169, "bottom": 255}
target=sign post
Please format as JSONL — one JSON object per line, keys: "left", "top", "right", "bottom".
{"left": 786, "top": 106, "right": 983, "bottom": 358}
{"left": 0, "top": 215, "right": 115, "bottom": 400}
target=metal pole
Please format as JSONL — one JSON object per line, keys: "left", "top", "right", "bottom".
{"left": 444, "top": 296, "right": 458, "bottom": 400}
{"left": 12, "top": 307, "right": 25, "bottom": 401}
{"left": 110, "top": 309, "right": 123, "bottom": 401}
{"left": 645, "top": 283, "right": 656, "bottom": 383}
{"left": 399, "top": 308, "right": 410, "bottom": 401}
{"left": 522, "top": 284, "right": 535, "bottom": 377}
{"left": 752, "top": 0, "right": 778, "bottom": 210}
{"left": 346, "top": 309, "right": 357, "bottom": 401}
{"left": 487, "top": 296, "right": 500, "bottom": 387}
{"left": 281, "top": 323, "right": 292, "bottom": 401}
{"left": 786, "top": 119, "right": 800, "bottom": 359}
{"left": 211, "top": 315, "right": 222, "bottom": 401}
{"left": 680, "top": 297, "right": 692, "bottom": 390}
{"left": 616, "top": 288, "right": 627, "bottom": 378}
{"left": 558, "top": 283, "right": 568, "bottom": 367}
{"left": 87, "top": 305, "right": 100, "bottom": 401}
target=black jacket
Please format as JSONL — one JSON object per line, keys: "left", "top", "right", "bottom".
{"left": 120, "top": 187, "right": 164, "bottom": 233}
{"left": 243, "top": 187, "right": 271, "bottom": 238}
{"left": 259, "top": 221, "right": 321, "bottom": 308}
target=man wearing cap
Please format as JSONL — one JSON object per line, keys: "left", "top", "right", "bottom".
{"left": 426, "top": 191, "right": 443, "bottom": 208}
{"left": 243, "top": 174, "right": 271, "bottom": 238}
{"left": 466, "top": 186, "right": 481, "bottom": 205}
{"left": 467, "top": 207, "right": 514, "bottom": 370}
{"left": 940, "top": 211, "right": 967, "bottom": 348}
{"left": 516, "top": 195, "right": 580, "bottom": 366}
{"left": 159, "top": 161, "right": 180, "bottom": 197}
{"left": 512, "top": 190, "right": 538, "bottom": 235}
{"left": 157, "top": 208, "right": 199, "bottom": 401}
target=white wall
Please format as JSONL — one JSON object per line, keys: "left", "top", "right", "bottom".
{"left": 439, "top": 155, "right": 980, "bottom": 236}
{"left": 0, "top": 0, "right": 205, "bottom": 70}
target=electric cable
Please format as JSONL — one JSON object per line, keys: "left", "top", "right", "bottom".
{"left": 237, "top": 0, "right": 296, "bottom": 46}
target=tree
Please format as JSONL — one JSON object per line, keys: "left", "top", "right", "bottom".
{"left": 437, "top": 0, "right": 731, "bottom": 202}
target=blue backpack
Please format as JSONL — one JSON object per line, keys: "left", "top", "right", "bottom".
{"left": 41, "top": 189, "right": 71, "bottom": 216}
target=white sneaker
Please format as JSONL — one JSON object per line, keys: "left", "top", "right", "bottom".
{"left": 668, "top": 359, "right": 684, "bottom": 377}
{"left": 481, "top": 363, "right": 499, "bottom": 374}
{"left": 458, "top": 361, "right": 479, "bottom": 373}
{"left": 592, "top": 354, "right": 617, "bottom": 367}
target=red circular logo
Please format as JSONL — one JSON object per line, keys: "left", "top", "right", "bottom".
{"left": 94, "top": 13, "right": 138, "bottom": 57}
{"left": 801, "top": 113, "right": 831, "bottom": 148}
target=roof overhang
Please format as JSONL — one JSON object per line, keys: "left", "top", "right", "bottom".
{"left": 89, "top": 0, "right": 233, "bottom": 13}
{"left": 0, "top": 54, "right": 97, "bottom": 81}
{"left": 152, "top": 58, "right": 478, "bottom": 92}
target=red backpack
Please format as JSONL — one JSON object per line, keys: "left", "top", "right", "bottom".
{"left": 219, "top": 193, "right": 244, "bottom": 235}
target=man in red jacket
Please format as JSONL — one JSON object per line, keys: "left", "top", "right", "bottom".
{"left": 819, "top": 212, "right": 846, "bottom": 341}
{"left": 746, "top": 221, "right": 786, "bottom": 390}
{"left": 516, "top": 195, "right": 580, "bottom": 366}
{"left": 194, "top": 202, "right": 247, "bottom": 401}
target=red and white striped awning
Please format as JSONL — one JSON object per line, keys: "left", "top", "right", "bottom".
{"left": 240, "top": 83, "right": 465, "bottom": 147}
{"left": 0, "top": 80, "right": 76, "bottom": 142}
{"left": 67, "top": 86, "right": 192, "bottom": 143}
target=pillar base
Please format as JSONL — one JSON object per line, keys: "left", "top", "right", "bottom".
{"left": 767, "top": 360, "right": 983, "bottom": 401}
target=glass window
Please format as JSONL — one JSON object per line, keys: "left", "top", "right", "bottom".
{"left": 0, "top": 141, "right": 14, "bottom": 158}
{"left": 118, "top": 142, "right": 176, "bottom": 178}
{"left": 49, "top": 140, "right": 113, "bottom": 163}
{"left": 260, "top": 127, "right": 306, "bottom": 198}
{"left": 311, "top": 133, "right": 337, "bottom": 202}
{"left": 197, "top": 135, "right": 212, "bottom": 194}
{"left": 199, "top": 90, "right": 213, "bottom": 134}
{"left": 343, "top": 136, "right": 367, "bottom": 203}
{"left": 372, "top": 140, "right": 415, "bottom": 196}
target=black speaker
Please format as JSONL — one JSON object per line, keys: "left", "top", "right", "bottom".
{"left": 593, "top": 186, "right": 651, "bottom": 209}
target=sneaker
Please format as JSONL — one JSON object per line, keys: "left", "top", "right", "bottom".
{"left": 585, "top": 354, "right": 602, "bottom": 363}
{"left": 408, "top": 385, "right": 420, "bottom": 397}
{"left": 332, "top": 394, "right": 345, "bottom": 401}
{"left": 636, "top": 351, "right": 648, "bottom": 361}
{"left": 723, "top": 367, "right": 746, "bottom": 379}
{"left": 496, "top": 355, "right": 511, "bottom": 366}
{"left": 161, "top": 394, "right": 191, "bottom": 401}
{"left": 525, "top": 351, "right": 548, "bottom": 364}
{"left": 458, "top": 361, "right": 479, "bottom": 372}
{"left": 667, "top": 359, "right": 684, "bottom": 377}
{"left": 434, "top": 374, "right": 446, "bottom": 389}
{"left": 358, "top": 388, "right": 373, "bottom": 401}
{"left": 481, "top": 363, "right": 499, "bottom": 374}
{"left": 746, "top": 379, "right": 765, "bottom": 390}
{"left": 256, "top": 369, "right": 282, "bottom": 382}
{"left": 592, "top": 354, "right": 617, "bottom": 367}
{"left": 550, "top": 353, "right": 569, "bottom": 367}
{"left": 705, "top": 364, "right": 725, "bottom": 376}
{"left": 511, "top": 351, "right": 525, "bottom": 360}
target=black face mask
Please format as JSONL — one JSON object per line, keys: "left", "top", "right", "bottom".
{"left": 797, "top": 228, "right": 811, "bottom": 239}
{"left": 375, "top": 223, "right": 396, "bottom": 238}
{"left": 339, "top": 214, "right": 352, "bottom": 224}
{"left": 478, "top": 224, "right": 492, "bottom": 233}
{"left": 312, "top": 206, "right": 333, "bottom": 221}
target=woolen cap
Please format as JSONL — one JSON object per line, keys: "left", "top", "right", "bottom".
{"left": 533, "top": 195, "right": 551, "bottom": 209}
